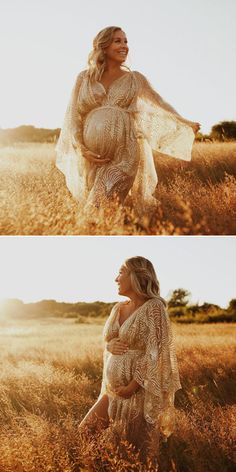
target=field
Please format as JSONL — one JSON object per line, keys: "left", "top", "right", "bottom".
{"left": 0, "top": 142, "right": 235, "bottom": 235}
{"left": 0, "top": 318, "right": 235, "bottom": 471}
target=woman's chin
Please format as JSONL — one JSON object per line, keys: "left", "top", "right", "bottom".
{"left": 118, "top": 289, "right": 129, "bottom": 297}
{"left": 114, "top": 57, "right": 126, "bottom": 65}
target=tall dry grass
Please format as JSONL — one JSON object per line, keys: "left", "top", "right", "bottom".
{"left": 0, "top": 318, "right": 235, "bottom": 471}
{"left": 0, "top": 142, "right": 235, "bottom": 235}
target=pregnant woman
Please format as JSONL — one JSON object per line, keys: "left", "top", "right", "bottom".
{"left": 56, "top": 26, "right": 200, "bottom": 214}
{"left": 79, "top": 256, "right": 181, "bottom": 463}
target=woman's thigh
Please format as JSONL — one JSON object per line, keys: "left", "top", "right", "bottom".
{"left": 79, "top": 394, "right": 109, "bottom": 432}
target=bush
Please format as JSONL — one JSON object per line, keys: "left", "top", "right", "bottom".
{"left": 210, "top": 121, "right": 236, "bottom": 141}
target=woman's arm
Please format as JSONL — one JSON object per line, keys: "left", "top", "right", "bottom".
{"left": 153, "top": 92, "right": 200, "bottom": 133}
{"left": 136, "top": 71, "right": 200, "bottom": 133}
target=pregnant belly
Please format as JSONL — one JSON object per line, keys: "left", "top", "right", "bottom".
{"left": 105, "top": 350, "right": 141, "bottom": 392}
{"left": 83, "top": 106, "right": 130, "bottom": 159}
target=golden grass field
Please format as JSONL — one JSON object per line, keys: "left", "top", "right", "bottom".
{"left": 0, "top": 142, "right": 235, "bottom": 235}
{"left": 0, "top": 318, "right": 235, "bottom": 471}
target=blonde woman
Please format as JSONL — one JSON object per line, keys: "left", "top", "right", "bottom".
{"left": 56, "top": 26, "right": 200, "bottom": 214}
{"left": 79, "top": 256, "right": 181, "bottom": 462}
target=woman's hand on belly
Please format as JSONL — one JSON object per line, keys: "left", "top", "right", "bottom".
{"left": 81, "top": 145, "right": 111, "bottom": 166}
{"left": 113, "top": 379, "right": 140, "bottom": 399}
{"left": 106, "top": 338, "right": 129, "bottom": 355}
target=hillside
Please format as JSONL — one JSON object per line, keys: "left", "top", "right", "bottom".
{"left": 1, "top": 298, "right": 235, "bottom": 323}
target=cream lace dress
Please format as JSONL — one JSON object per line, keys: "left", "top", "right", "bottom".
{"left": 99, "top": 298, "right": 181, "bottom": 457}
{"left": 56, "top": 70, "right": 195, "bottom": 213}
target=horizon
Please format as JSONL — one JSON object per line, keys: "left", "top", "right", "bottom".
{"left": 1, "top": 295, "right": 233, "bottom": 308}
{"left": 1, "top": 120, "right": 233, "bottom": 135}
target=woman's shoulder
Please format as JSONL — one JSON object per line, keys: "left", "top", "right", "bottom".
{"left": 76, "top": 69, "right": 88, "bottom": 80}
{"left": 71, "top": 70, "right": 88, "bottom": 90}
{"left": 145, "top": 297, "right": 167, "bottom": 318}
{"left": 132, "top": 70, "right": 144, "bottom": 76}
{"left": 109, "top": 302, "right": 121, "bottom": 315}
{"left": 132, "top": 70, "right": 149, "bottom": 83}
{"left": 146, "top": 297, "right": 166, "bottom": 307}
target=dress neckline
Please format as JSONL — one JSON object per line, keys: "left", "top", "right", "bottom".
{"left": 97, "top": 71, "right": 132, "bottom": 94}
{"left": 117, "top": 298, "right": 152, "bottom": 328}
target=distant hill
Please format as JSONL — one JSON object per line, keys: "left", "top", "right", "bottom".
{"left": 0, "top": 121, "right": 235, "bottom": 146}
{"left": 1, "top": 298, "right": 235, "bottom": 323}
{"left": 0, "top": 125, "right": 60, "bottom": 146}
{"left": 1, "top": 299, "right": 116, "bottom": 320}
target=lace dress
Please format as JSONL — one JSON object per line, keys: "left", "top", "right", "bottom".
{"left": 99, "top": 298, "right": 181, "bottom": 457}
{"left": 56, "top": 70, "right": 195, "bottom": 213}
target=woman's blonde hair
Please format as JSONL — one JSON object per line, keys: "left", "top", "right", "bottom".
{"left": 87, "top": 26, "right": 129, "bottom": 82}
{"left": 124, "top": 256, "right": 166, "bottom": 305}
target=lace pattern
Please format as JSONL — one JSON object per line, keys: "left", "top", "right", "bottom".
{"left": 56, "top": 70, "right": 195, "bottom": 213}
{"left": 99, "top": 298, "right": 181, "bottom": 450}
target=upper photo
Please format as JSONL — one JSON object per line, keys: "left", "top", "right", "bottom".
{"left": 0, "top": 0, "right": 235, "bottom": 235}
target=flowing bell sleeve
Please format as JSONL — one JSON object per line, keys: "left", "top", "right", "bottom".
{"left": 98, "top": 304, "right": 120, "bottom": 400}
{"left": 133, "top": 299, "right": 181, "bottom": 437}
{"left": 134, "top": 71, "right": 195, "bottom": 162}
{"left": 55, "top": 71, "right": 88, "bottom": 201}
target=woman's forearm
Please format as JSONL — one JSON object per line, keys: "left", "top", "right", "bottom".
{"left": 145, "top": 80, "right": 195, "bottom": 127}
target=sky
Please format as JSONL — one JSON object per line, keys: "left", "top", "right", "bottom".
{"left": 0, "top": 0, "right": 235, "bottom": 134}
{"left": 0, "top": 236, "right": 235, "bottom": 308}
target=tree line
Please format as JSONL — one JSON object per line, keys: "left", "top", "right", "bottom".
{"left": 0, "top": 121, "right": 236, "bottom": 146}
{"left": 167, "top": 289, "right": 236, "bottom": 323}
{"left": 0, "top": 125, "right": 60, "bottom": 146}
{"left": 1, "top": 291, "right": 235, "bottom": 323}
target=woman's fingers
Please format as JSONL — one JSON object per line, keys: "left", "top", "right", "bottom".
{"left": 114, "top": 348, "right": 128, "bottom": 354}
{"left": 83, "top": 149, "right": 110, "bottom": 163}
{"left": 113, "top": 346, "right": 127, "bottom": 354}
{"left": 114, "top": 340, "right": 129, "bottom": 354}
{"left": 116, "top": 341, "right": 128, "bottom": 349}
{"left": 191, "top": 122, "right": 201, "bottom": 134}
{"left": 90, "top": 158, "right": 109, "bottom": 164}
{"left": 107, "top": 338, "right": 129, "bottom": 355}
{"left": 84, "top": 153, "right": 111, "bottom": 165}
{"left": 189, "top": 121, "right": 200, "bottom": 133}
{"left": 88, "top": 150, "right": 100, "bottom": 157}
{"left": 80, "top": 145, "right": 111, "bottom": 165}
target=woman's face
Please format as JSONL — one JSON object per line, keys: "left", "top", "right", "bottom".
{"left": 115, "top": 265, "right": 132, "bottom": 296}
{"left": 105, "top": 30, "right": 129, "bottom": 64}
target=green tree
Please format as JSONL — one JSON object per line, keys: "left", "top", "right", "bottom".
{"left": 210, "top": 121, "right": 236, "bottom": 141}
{"left": 228, "top": 299, "right": 236, "bottom": 313}
{"left": 168, "top": 289, "right": 191, "bottom": 307}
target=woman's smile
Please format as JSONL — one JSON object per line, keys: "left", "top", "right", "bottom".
{"left": 117, "top": 51, "right": 127, "bottom": 57}
{"left": 115, "top": 265, "right": 132, "bottom": 295}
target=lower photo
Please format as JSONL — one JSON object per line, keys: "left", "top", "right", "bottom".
{"left": 0, "top": 236, "right": 235, "bottom": 472}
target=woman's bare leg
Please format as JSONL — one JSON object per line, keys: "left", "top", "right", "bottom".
{"left": 79, "top": 394, "right": 109, "bottom": 434}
